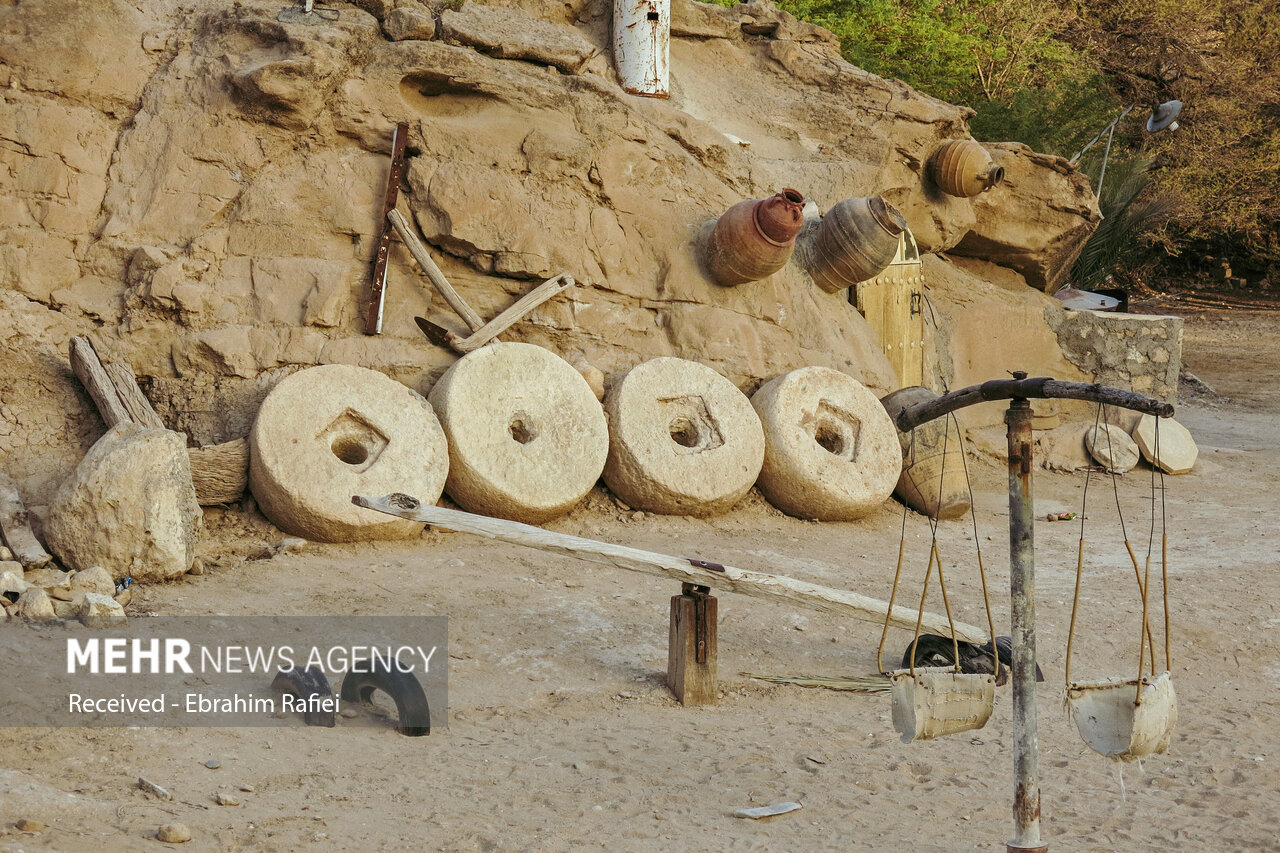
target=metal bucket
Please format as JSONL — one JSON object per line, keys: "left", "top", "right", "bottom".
{"left": 807, "top": 196, "right": 907, "bottom": 294}
{"left": 928, "top": 139, "right": 1004, "bottom": 198}
{"left": 881, "top": 387, "right": 971, "bottom": 519}
{"left": 1067, "top": 671, "right": 1177, "bottom": 761}
{"left": 701, "top": 189, "right": 805, "bottom": 286}
{"left": 890, "top": 667, "right": 996, "bottom": 742}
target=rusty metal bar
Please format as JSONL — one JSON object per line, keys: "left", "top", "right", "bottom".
{"left": 1005, "top": 390, "right": 1047, "bottom": 853}
{"left": 364, "top": 122, "right": 409, "bottom": 336}
{"left": 894, "top": 377, "right": 1173, "bottom": 432}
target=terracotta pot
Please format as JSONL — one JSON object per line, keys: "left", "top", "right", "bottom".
{"left": 880, "top": 386, "right": 971, "bottom": 520}
{"left": 807, "top": 196, "right": 907, "bottom": 294}
{"left": 928, "top": 139, "right": 1005, "bottom": 198}
{"left": 702, "top": 189, "right": 805, "bottom": 286}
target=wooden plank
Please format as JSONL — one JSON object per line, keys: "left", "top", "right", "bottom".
{"left": 104, "top": 362, "right": 165, "bottom": 429}
{"left": 387, "top": 209, "right": 485, "bottom": 332}
{"left": 454, "top": 274, "right": 574, "bottom": 353}
{"left": 353, "top": 494, "right": 989, "bottom": 642}
{"left": 668, "top": 589, "right": 717, "bottom": 705}
{"left": 69, "top": 336, "right": 131, "bottom": 429}
{"left": 365, "top": 122, "right": 409, "bottom": 336}
{"left": 0, "top": 473, "right": 52, "bottom": 568}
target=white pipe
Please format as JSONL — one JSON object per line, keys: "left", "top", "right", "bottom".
{"left": 612, "top": 0, "right": 670, "bottom": 98}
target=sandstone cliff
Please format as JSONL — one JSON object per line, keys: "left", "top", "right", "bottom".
{"left": 0, "top": 0, "right": 1102, "bottom": 505}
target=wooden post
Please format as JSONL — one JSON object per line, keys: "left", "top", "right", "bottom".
{"left": 0, "top": 473, "right": 52, "bottom": 568}
{"left": 668, "top": 583, "right": 717, "bottom": 705}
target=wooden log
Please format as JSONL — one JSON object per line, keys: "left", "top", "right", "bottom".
{"left": 353, "top": 494, "right": 989, "bottom": 643}
{"left": 453, "top": 274, "right": 575, "bottom": 354}
{"left": 69, "top": 336, "right": 131, "bottom": 429}
{"left": 895, "top": 376, "right": 1173, "bottom": 432}
{"left": 668, "top": 585, "right": 717, "bottom": 705}
{"left": 0, "top": 473, "right": 52, "bottom": 568}
{"left": 104, "top": 362, "right": 165, "bottom": 429}
{"left": 387, "top": 209, "right": 485, "bottom": 332}
{"left": 188, "top": 438, "right": 250, "bottom": 505}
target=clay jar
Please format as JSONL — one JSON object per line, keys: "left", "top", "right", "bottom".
{"left": 928, "top": 139, "right": 1005, "bottom": 198}
{"left": 701, "top": 189, "right": 806, "bottom": 286}
{"left": 880, "top": 386, "right": 970, "bottom": 520}
{"left": 806, "top": 196, "right": 907, "bottom": 294}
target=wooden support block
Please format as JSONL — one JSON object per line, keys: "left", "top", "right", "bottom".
{"left": 668, "top": 583, "right": 717, "bottom": 705}
{"left": 0, "top": 472, "right": 51, "bottom": 568}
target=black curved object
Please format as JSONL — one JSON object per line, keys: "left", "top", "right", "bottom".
{"left": 902, "top": 634, "right": 1044, "bottom": 687}
{"left": 340, "top": 659, "right": 431, "bottom": 736}
{"left": 270, "top": 666, "right": 336, "bottom": 727}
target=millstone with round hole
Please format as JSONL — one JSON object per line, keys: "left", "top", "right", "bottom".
{"left": 750, "top": 367, "right": 900, "bottom": 520}
{"left": 1134, "top": 414, "right": 1197, "bottom": 474}
{"left": 428, "top": 342, "right": 609, "bottom": 523}
{"left": 602, "top": 357, "right": 764, "bottom": 516}
{"left": 1084, "top": 423, "right": 1140, "bottom": 472}
{"left": 249, "top": 364, "right": 449, "bottom": 542}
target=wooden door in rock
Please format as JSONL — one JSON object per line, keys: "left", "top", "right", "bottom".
{"left": 852, "top": 230, "right": 925, "bottom": 388}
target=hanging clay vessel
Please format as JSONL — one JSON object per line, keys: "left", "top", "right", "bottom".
{"left": 880, "top": 386, "right": 971, "bottom": 520}
{"left": 807, "top": 196, "right": 907, "bottom": 294}
{"left": 701, "top": 189, "right": 806, "bottom": 286}
{"left": 928, "top": 139, "right": 1005, "bottom": 198}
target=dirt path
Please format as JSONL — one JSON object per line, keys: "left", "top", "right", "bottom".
{"left": 2, "top": 304, "right": 1278, "bottom": 852}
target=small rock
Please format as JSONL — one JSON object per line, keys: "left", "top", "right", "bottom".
{"left": 53, "top": 596, "right": 83, "bottom": 620}
{"left": 275, "top": 537, "right": 306, "bottom": 554}
{"left": 71, "top": 566, "right": 116, "bottom": 597}
{"left": 204, "top": 759, "right": 221, "bottom": 769}
{"left": 382, "top": 6, "right": 436, "bottom": 41}
{"left": 22, "top": 566, "right": 70, "bottom": 592}
{"left": 214, "top": 792, "right": 240, "bottom": 806}
{"left": 339, "top": 707, "right": 359, "bottom": 719}
{"left": 0, "top": 545, "right": 12, "bottom": 561}
{"left": 115, "top": 585, "right": 134, "bottom": 607}
{"left": 238, "top": 784, "right": 255, "bottom": 792}
{"left": 15, "top": 818, "right": 46, "bottom": 831}
{"left": 0, "top": 568, "right": 30, "bottom": 598}
{"left": 156, "top": 822, "right": 192, "bottom": 843}
{"left": 78, "top": 592, "right": 127, "bottom": 628}
{"left": 14, "top": 588, "right": 57, "bottom": 623}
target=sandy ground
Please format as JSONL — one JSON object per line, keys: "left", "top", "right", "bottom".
{"left": 2, "top": 301, "right": 1278, "bottom": 852}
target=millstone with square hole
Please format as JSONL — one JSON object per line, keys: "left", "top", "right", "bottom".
{"left": 249, "top": 364, "right": 448, "bottom": 542}
{"left": 603, "top": 357, "right": 764, "bottom": 516}
{"left": 750, "top": 366, "right": 900, "bottom": 520}
{"left": 428, "top": 342, "right": 608, "bottom": 523}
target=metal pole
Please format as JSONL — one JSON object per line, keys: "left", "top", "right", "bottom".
{"left": 1005, "top": 374, "right": 1047, "bottom": 853}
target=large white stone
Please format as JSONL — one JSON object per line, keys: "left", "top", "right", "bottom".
{"left": 250, "top": 365, "right": 449, "bottom": 542}
{"left": 603, "top": 358, "right": 764, "bottom": 516}
{"left": 1085, "top": 424, "right": 1140, "bottom": 472}
{"left": 1134, "top": 415, "right": 1197, "bottom": 474}
{"left": 45, "top": 423, "right": 202, "bottom": 582}
{"left": 751, "top": 367, "right": 900, "bottom": 520}
{"left": 428, "top": 343, "right": 609, "bottom": 523}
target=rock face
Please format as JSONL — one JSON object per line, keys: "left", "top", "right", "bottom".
{"left": 0, "top": 0, "right": 1107, "bottom": 508}
{"left": 44, "top": 423, "right": 202, "bottom": 582}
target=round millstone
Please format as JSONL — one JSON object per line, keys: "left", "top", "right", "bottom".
{"left": 750, "top": 367, "right": 900, "bottom": 520}
{"left": 428, "top": 342, "right": 609, "bottom": 523}
{"left": 1085, "top": 424, "right": 1141, "bottom": 472}
{"left": 602, "top": 357, "right": 764, "bottom": 516}
{"left": 1134, "top": 415, "right": 1197, "bottom": 474}
{"left": 249, "top": 364, "right": 449, "bottom": 542}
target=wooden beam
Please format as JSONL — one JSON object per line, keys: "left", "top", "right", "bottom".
{"left": 104, "top": 362, "right": 165, "bottom": 429}
{"left": 451, "top": 274, "right": 574, "bottom": 354}
{"left": 353, "top": 494, "right": 988, "bottom": 643}
{"left": 387, "top": 209, "right": 485, "bottom": 332}
{"left": 69, "top": 336, "right": 132, "bottom": 429}
{"left": 668, "top": 585, "right": 717, "bottom": 705}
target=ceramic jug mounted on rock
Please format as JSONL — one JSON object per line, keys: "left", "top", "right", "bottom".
{"left": 928, "top": 139, "right": 1005, "bottom": 198}
{"left": 805, "top": 196, "right": 908, "bottom": 294}
{"left": 701, "top": 189, "right": 806, "bottom": 286}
